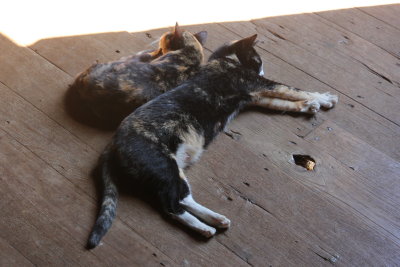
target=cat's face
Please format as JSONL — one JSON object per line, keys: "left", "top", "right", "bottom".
{"left": 209, "top": 34, "right": 264, "bottom": 76}
{"left": 232, "top": 34, "right": 264, "bottom": 76}
{"left": 236, "top": 45, "right": 264, "bottom": 76}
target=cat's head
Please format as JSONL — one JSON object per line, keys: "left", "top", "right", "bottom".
{"left": 209, "top": 34, "right": 264, "bottom": 76}
{"left": 158, "top": 23, "right": 208, "bottom": 54}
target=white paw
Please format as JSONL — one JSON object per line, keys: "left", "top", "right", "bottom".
{"left": 301, "top": 100, "right": 321, "bottom": 114}
{"left": 312, "top": 92, "right": 338, "bottom": 109}
{"left": 200, "top": 226, "right": 216, "bottom": 238}
{"left": 214, "top": 216, "right": 231, "bottom": 229}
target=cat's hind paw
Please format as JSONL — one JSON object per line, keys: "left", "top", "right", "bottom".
{"left": 214, "top": 215, "right": 231, "bottom": 229}
{"left": 200, "top": 226, "right": 217, "bottom": 238}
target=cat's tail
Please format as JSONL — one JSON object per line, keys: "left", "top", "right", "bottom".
{"left": 87, "top": 153, "right": 118, "bottom": 249}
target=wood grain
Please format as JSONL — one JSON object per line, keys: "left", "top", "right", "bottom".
{"left": 190, "top": 131, "right": 400, "bottom": 266}
{"left": 359, "top": 4, "right": 400, "bottom": 30}
{"left": 1, "top": 4, "right": 400, "bottom": 266}
{"left": 316, "top": 7, "right": 400, "bottom": 59}
{"left": 0, "top": 236, "right": 33, "bottom": 267}
{"left": 0, "top": 126, "right": 174, "bottom": 266}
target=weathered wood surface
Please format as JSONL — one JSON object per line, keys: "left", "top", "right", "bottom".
{"left": 1, "top": 4, "right": 400, "bottom": 266}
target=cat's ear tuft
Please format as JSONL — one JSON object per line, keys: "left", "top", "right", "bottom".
{"left": 242, "top": 34, "right": 258, "bottom": 47}
{"left": 194, "top": 31, "right": 208, "bottom": 45}
{"left": 173, "top": 22, "right": 183, "bottom": 39}
{"left": 231, "top": 34, "right": 258, "bottom": 51}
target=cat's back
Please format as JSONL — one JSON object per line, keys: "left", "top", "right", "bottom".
{"left": 119, "top": 64, "right": 235, "bottom": 136}
{"left": 88, "top": 58, "right": 154, "bottom": 84}
{"left": 126, "top": 60, "right": 244, "bottom": 121}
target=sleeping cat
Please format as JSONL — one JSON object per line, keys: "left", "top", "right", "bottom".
{"left": 86, "top": 34, "right": 338, "bottom": 248}
{"left": 68, "top": 23, "right": 207, "bottom": 128}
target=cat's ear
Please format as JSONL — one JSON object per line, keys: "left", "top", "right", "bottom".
{"left": 173, "top": 22, "right": 183, "bottom": 39}
{"left": 235, "top": 34, "right": 257, "bottom": 49}
{"left": 193, "top": 31, "right": 208, "bottom": 45}
{"left": 208, "top": 34, "right": 257, "bottom": 61}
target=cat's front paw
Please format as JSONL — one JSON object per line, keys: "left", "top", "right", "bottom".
{"left": 312, "top": 92, "right": 339, "bottom": 109}
{"left": 301, "top": 100, "right": 321, "bottom": 114}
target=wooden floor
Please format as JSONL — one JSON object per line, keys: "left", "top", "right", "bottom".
{"left": 1, "top": 4, "right": 400, "bottom": 266}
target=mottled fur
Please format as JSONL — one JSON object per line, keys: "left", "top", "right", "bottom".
{"left": 87, "top": 35, "right": 338, "bottom": 248}
{"left": 68, "top": 24, "right": 207, "bottom": 128}
{"left": 118, "top": 47, "right": 164, "bottom": 63}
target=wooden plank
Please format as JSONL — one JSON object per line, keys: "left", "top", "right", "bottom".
{"left": 305, "top": 121, "right": 400, "bottom": 230}
{"left": 218, "top": 21, "right": 400, "bottom": 161}
{"left": 223, "top": 110, "right": 400, "bottom": 243}
{"left": 255, "top": 13, "right": 400, "bottom": 94}
{"left": 316, "top": 7, "right": 400, "bottom": 59}
{"left": 30, "top": 31, "right": 159, "bottom": 77}
{"left": 0, "top": 127, "right": 174, "bottom": 266}
{"left": 359, "top": 4, "right": 400, "bottom": 30}
{"left": 0, "top": 164, "right": 96, "bottom": 266}
{"left": 0, "top": 34, "right": 111, "bottom": 151}
{"left": 185, "top": 166, "right": 329, "bottom": 266}
{"left": 192, "top": 127, "right": 400, "bottom": 265}
{"left": 0, "top": 236, "right": 34, "bottom": 267}
{"left": 0, "top": 81, "right": 98, "bottom": 196}
{"left": 305, "top": 120, "right": 400, "bottom": 198}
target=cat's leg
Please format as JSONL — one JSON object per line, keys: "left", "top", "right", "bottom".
{"left": 255, "top": 84, "right": 338, "bottom": 110}
{"left": 178, "top": 169, "right": 230, "bottom": 229}
{"left": 171, "top": 211, "right": 216, "bottom": 237}
{"left": 157, "top": 168, "right": 216, "bottom": 238}
{"left": 126, "top": 138, "right": 217, "bottom": 238}
{"left": 249, "top": 96, "right": 321, "bottom": 114}
{"left": 180, "top": 194, "right": 231, "bottom": 228}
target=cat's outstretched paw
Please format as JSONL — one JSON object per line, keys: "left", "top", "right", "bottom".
{"left": 214, "top": 215, "right": 231, "bottom": 229}
{"left": 311, "top": 92, "right": 338, "bottom": 109}
{"left": 200, "top": 226, "right": 217, "bottom": 238}
{"left": 301, "top": 100, "right": 321, "bottom": 114}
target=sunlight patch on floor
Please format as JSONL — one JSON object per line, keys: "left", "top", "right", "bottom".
{"left": 1, "top": 0, "right": 397, "bottom": 46}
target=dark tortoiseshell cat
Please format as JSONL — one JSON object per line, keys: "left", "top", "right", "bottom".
{"left": 87, "top": 34, "right": 338, "bottom": 248}
{"left": 68, "top": 23, "right": 207, "bottom": 128}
